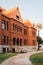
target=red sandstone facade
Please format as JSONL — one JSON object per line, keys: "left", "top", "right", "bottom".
{"left": 0, "top": 6, "right": 37, "bottom": 53}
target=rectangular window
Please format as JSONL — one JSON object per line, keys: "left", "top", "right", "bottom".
{"left": 7, "top": 22, "right": 8, "bottom": 30}
{"left": 2, "top": 20, "right": 6, "bottom": 29}
{"left": 24, "top": 29, "right": 27, "bottom": 35}
{"left": 2, "top": 20, "right": 8, "bottom": 30}
{"left": 24, "top": 39, "right": 27, "bottom": 45}
{"left": 20, "top": 27, "right": 22, "bottom": 32}
{"left": 2, "top": 35, "right": 6, "bottom": 45}
{"left": 6, "top": 36, "right": 8, "bottom": 44}
{"left": 13, "top": 24, "right": 14, "bottom": 30}
{"left": 2, "top": 36, "right": 9, "bottom": 45}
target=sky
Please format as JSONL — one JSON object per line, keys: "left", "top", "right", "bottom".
{"left": 0, "top": 0, "right": 43, "bottom": 38}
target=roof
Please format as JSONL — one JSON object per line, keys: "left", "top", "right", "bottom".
{"left": 23, "top": 19, "right": 33, "bottom": 27}
{"left": 3, "top": 6, "right": 18, "bottom": 14}
{"left": 0, "top": 6, "right": 37, "bottom": 30}
{"left": 2, "top": 6, "right": 18, "bottom": 17}
{"left": 0, "top": 6, "right": 6, "bottom": 11}
{"left": 2, "top": 6, "right": 23, "bottom": 23}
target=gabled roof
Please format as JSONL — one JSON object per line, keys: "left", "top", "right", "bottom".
{"left": 0, "top": 6, "right": 6, "bottom": 11}
{"left": 2, "top": 6, "right": 18, "bottom": 17}
{"left": 3, "top": 6, "right": 17, "bottom": 14}
{"left": 23, "top": 19, "right": 33, "bottom": 27}
{"left": 2, "top": 6, "right": 23, "bottom": 22}
{"left": 23, "top": 19, "right": 36, "bottom": 30}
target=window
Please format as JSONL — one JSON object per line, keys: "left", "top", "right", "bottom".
{"left": 13, "top": 24, "right": 22, "bottom": 33}
{"left": 18, "top": 26, "right": 20, "bottom": 32}
{"left": 2, "top": 20, "right": 6, "bottom": 29}
{"left": 20, "top": 27, "right": 22, "bottom": 32}
{"left": 16, "top": 15, "right": 19, "bottom": 20}
{"left": 2, "top": 36, "right": 9, "bottom": 45}
{"left": 24, "top": 29, "right": 27, "bottom": 35}
{"left": 13, "top": 24, "right": 14, "bottom": 30}
{"left": 13, "top": 38, "right": 16, "bottom": 45}
{"left": 7, "top": 22, "right": 8, "bottom": 30}
{"left": 24, "top": 39, "right": 27, "bottom": 45}
{"left": 20, "top": 39, "right": 22, "bottom": 46}
{"left": 2, "top": 20, "right": 8, "bottom": 30}
{"left": 2, "top": 35, "right": 6, "bottom": 45}
{"left": 15, "top": 25, "right": 19, "bottom": 31}
{"left": 6, "top": 36, "right": 8, "bottom": 44}
{"left": 17, "top": 38, "right": 19, "bottom": 45}
{"left": 17, "top": 26, "right": 22, "bottom": 32}
{"left": 13, "top": 24, "right": 17, "bottom": 31}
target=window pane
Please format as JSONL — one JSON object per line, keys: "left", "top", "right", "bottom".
{"left": 7, "top": 36, "right": 8, "bottom": 44}
{"left": 2, "top": 24, "right": 5, "bottom": 29}
{"left": 24, "top": 40, "right": 27, "bottom": 45}
{"left": 2, "top": 36, "right": 6, "bottom": 45}
{"left": 16, "top": 15, "right": 19, "bottom": 20}
{"left": 2, "top": 20, "right": 6, "bottom": 29}
{"left": 7, "top": 22, "right": 8, "bottom": 30}
{"left": 24, "top": 29, "right": 27, "bottom": 35}
{"left": 13, "top": 24, "right": 14, "bottom": 30}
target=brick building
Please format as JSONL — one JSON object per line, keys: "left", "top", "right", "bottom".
{"left": 0, "top": 6, "right": 37, "bottom": 53}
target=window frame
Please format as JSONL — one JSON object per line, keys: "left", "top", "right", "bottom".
{"left": 16, "top": 15, "right": 19, "bottom": 20}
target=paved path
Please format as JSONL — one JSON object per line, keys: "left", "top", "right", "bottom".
{"left": 0, "top": 51, "right": 43, "bottom": 65}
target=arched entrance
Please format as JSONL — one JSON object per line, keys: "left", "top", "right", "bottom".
{"left": 13, "top": 38, "right": 16, "bottom": 45}
{"left": 20, "top": 39, "right": 22, "bottom": 46}
{"left": 17, "top": 38, "right": 19, "bottom": 45}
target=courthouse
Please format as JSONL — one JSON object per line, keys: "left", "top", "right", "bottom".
{"left": 0, "top": 6, "right": 37, "bottom": 53}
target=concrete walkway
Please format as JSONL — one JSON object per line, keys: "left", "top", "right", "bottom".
{"left": 0, "top": 51, "right": 43, "bottom": 65}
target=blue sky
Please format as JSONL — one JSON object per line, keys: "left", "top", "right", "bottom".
{"left": 0, "top": 0, "right": 43, "bottom": 38}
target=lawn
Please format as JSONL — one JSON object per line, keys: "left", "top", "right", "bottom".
{"left": 30, "top": 52, "right": 43, "bottom": 65}
{"left": 0, "top": 53, "right": 18, "bottom": 64}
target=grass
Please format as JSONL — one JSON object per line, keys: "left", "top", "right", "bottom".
{"left": 30, "top": 52, "right": 43, "bottom": 65}
{"left": 0, "top": 53, "right": 18, "bottom": 64}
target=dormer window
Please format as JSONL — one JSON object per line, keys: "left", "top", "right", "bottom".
{"left": 16, "top": 15, "right": 19, "bottom": 20}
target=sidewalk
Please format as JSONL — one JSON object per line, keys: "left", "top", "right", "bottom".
{"left": 0, "top": 51, "right": 43, "bottom": 65}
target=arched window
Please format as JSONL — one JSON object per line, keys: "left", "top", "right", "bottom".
{"left": 20, "top": 39, "right": 22, "bottom": 46}
{"left": 13, "top": 38, "right": 16, "bottom": 45}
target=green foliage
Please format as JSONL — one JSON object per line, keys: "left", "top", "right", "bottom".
{"left": 30, "top": 52, "right": 43, "bottom": 65}
{"left": 41, "top": 40, "right": 43, "bottom": 44}
{"left": 37, "top": 36, "right": 42, "bottom": 50}
{"left": 37, "top": 36, "right": 42, "bottom": 44}
{"left": 0, "top": 53, "right": 18, "bottom": 63}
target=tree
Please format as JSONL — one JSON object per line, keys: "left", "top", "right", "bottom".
{"left": 41, "top": 39, "right": 43, "bottom": 45}
{"left": 37, "top": 36, "right": 42, "bottom": 50}
{"left": 36, "top": 23, "right": 42, "bottom": 50}
{"left": 36, "top": 23, "right": 42, "bottom": 36}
